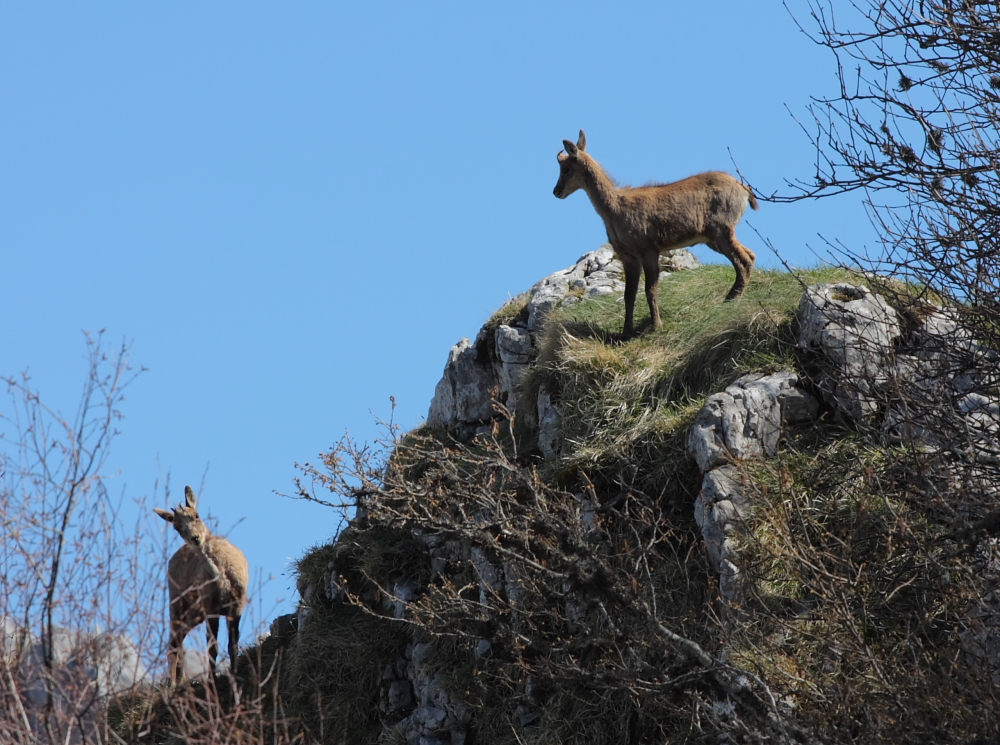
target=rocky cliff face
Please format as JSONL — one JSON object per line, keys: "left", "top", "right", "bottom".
{"left": 426, "top": 244, "right": 698, "bottom": 450}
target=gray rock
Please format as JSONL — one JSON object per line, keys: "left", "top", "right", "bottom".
{"left": 495, "top": 324, "right": 533, "bottom": 413}
{"left": 386, "top": 581, "right": 418, "bottom": 619}
{"left": 425, "top": 244, "right": 698, "bottom": 438}
{"left": 427, "top": 338, "right": 497, "bottom": 428}
{"left": 526, "top": 244, "right": 698, "bottom": 331}
{"left": 688, "top": 371, "right": 820, "bottom": 609}
{"left": 388, "top": 680, "right": 414, "bottom": 712}
{"left": 661, "top": 249, "right": 701, "bottom": 272}
{"left": 526, "top": 246, "right": 616, "bottom": 331}
{"left": 537, "top": 383, "right": 563, "bottom": 460}
{"left": 2, "top": 616, "right": 150, "bottom": 745}
{"left": 693, "top": 466, "right": 745, "bottom": 569}
{"left": 863, "top": 303, "right": 1000, "bottom": 459}
{"left": 798, "top": 283, "right": 901, "bottom": 421}
{"left": 495, "top": 324, "right": 532, "bottom": 364}
{"left": 687, "top": 371, "right": 817, "bottom": 472}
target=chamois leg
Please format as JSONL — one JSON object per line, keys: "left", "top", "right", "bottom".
{"left": 642, "top": 252, "right": 662, "bottom": 330}
{"left": 708, "top": 227, "right": 755, "bottom": 301}
{"left": 227, "top": 612, "right": 242, "bottom": 677}
{"left": 207, "top": 616, "right": 220, "bottom": 677}
{"left": 620, "top": 255, "right": 642, "bottom": 338}
{"left": 167, "top": 618, "right": 187, "bottom": 685}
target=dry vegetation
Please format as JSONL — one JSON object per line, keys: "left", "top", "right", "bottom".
{"left": 282, "top": 261, "right": 998, "bottom": 743}
{"left": 9, "top": 259, "right": 996, "bottom": 744}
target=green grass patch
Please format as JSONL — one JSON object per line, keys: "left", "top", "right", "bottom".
{"left": 520, "top": 264, "right": 853, "bottom": 494}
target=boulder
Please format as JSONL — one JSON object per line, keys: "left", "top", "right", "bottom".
{"left": 688, "top": 371, "right": 818, "bottom": 472}
{"left": 798, "top": 283, "right": 901, "bottom": 422}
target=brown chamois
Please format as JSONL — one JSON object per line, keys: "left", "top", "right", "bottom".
{"left": 154, "top": 486, "right": 249, "bottom": 684}
{"left": 553, "top": 130, "right": 758, "bottom": 337}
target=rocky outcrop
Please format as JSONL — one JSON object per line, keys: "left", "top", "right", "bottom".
{"left": 798, "top": 283, "right": 901, "bottom": 422}
{"left": 2, "top": 616, "right": 149, "bottom": 745}
{"left": 688, "top": 371, "right": 819, "bottom": 473}
{"left": 426, "top": 337, "right": 497, "bottom": 432}
{"left": 289, "top": 274, "right": 1000, "bottom": 744}
{"left": 798, "top": 282, "right": 1000, "bottom": 458}
{"left": 426, "top": 244, "right": 698, "bottom": 445}
{"left": 687, "top": 372, "right": 820, "bottom": 606}
{"left": 689, "top": 281, "right": 1000, "bottom": 685}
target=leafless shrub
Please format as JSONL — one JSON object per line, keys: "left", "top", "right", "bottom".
{"left": 733, "top": 435, "right": 999, "bottom": 741}
{"left": 293, "top": 417, "right": 822, "bottom": 744}
{"left": 0, "top": 332, "right": 161, "bottom": 744}
{"left": 766, "top": 7, "right": 1000, "bottom": 736}
{"left": 0, "top": 335, "right": 309, "bottom": 745}
{"left": 780, "top": 0, "right": 1000, "bottom": 336}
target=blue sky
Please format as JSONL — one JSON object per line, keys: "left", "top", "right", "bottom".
{"left": 1, "top": 3, "right": 877, "bottom": 634}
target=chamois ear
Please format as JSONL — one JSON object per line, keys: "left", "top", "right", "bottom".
{"left": 184, "top": 485, "right": 197, "bottom": 510}
{"left": 563, "top": 139, "right": 578, "bottom": 157}
{"left": 577, "top": 130, "right": 586, "bottom": 151}
{"left": 154, "top": 508, "right": 174, "bottom": 523}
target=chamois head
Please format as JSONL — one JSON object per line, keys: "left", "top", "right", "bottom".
{"left": 553, "top": 129, "right": 588, "bottom": 199}
{"left": 154, "top": 486, "right": 210, "bottom": 549}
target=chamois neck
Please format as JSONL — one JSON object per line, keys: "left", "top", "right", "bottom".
{"left": 196, "top": 535, "right": 235, "bottom": 595}
{"left": 580, "top": 155, "right": 622, "bottom": 219}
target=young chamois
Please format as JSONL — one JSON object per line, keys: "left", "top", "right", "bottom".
{"left": 154, "top": 486, "right": 249, "bottom": 684}
{"left": 553, "top": 130, "right": 758, "bottom": 337}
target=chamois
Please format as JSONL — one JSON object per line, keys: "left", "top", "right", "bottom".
{"left": 154, "top": 486, "right": 249, "bottom": 684}
{"left": 553, "top": 130, "right": 758, "bottom": 337}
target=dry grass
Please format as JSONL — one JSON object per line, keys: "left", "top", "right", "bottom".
{"left": 727, "top": 433, "right": 999, "bottom": 740}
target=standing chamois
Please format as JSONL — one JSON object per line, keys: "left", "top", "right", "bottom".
{"left": 553, "top": 130, "right": 758, "bottom": 337}
{"left": 154, "top": 486, "right": 249, "bottom": 684}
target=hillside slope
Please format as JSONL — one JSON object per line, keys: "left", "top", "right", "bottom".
{"left": 139, "top": 248, "right": 1000, "bottom": 744}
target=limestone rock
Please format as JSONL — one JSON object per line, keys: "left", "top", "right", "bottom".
{"left": 688, "top": 371, "right": 818, "bottom": 473}
{"left": 388, "top": 679, "right": 414, "bottom": 712}
{"left": 427, "top": 337, "right": 497, "bottom": 429}
{"left": 537, "top": 383, "right": 563, "bottom": 460}
{"left": 882, "top": 306, "right": 1000, "bottom": 459}
{"left": 688, "top": 371, "right": 820, "bottom": 608}
{"left": 526, "top": 244, "right": 698, "bottom": 331}
{"left": 2, "top": 616, "right": 149, "bottom": 745}
{"left": 495, "top": 324, "right": 533, "bottom": 413}
{"left": 798, "top": 283, "right": 901, "bottom": 422}
{"left": 526, "top": 245, "right": 622, "bottom": 331}
{"left": 426, "top": 244, "right": 699, "bottom": 441}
